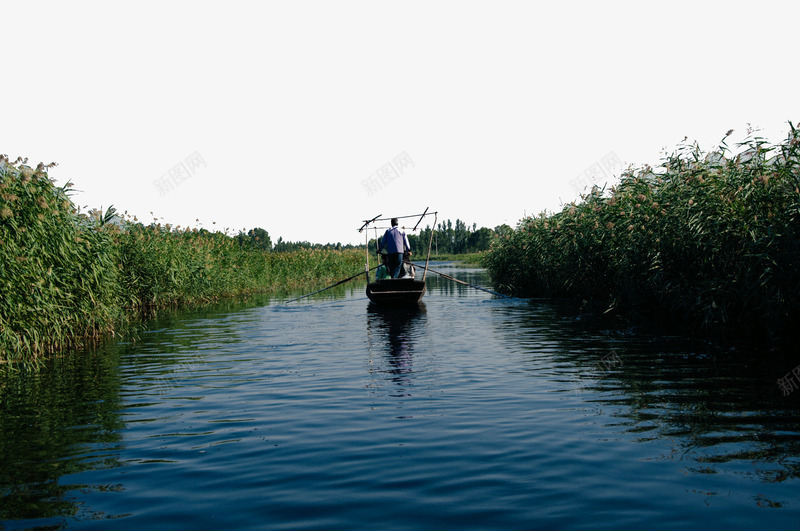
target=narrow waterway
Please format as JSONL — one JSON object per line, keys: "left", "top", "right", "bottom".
{"left": 1, "top": 263, "right": 799, "bottom": 529}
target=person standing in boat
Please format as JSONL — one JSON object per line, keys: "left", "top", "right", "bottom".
{"left": 378, "top": 218, "right": 412, "bottom": 278}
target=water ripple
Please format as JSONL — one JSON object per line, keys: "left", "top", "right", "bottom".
{"left": 1, "top": 265, "right": 799, "bottom": 528}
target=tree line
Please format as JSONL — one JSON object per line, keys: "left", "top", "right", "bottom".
{"left": 369, "top": 219, "right": 512, "bottom": 255}
{"left": 237, "top": 219, "right": 511, "bottom": 254}
{"left": 235, "top": 229, "right": 361, "bottom": 253}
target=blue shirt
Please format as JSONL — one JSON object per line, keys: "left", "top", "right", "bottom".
{"left": 380, "top": 226, "right": 410, "bottom": 254}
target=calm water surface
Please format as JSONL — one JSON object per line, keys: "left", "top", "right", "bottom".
{"left": 2, "top": 263, "right": 799, "bottom": 529}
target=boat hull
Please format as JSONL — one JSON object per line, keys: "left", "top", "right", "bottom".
{"left": 366, "top": 278, "right": 426, "bottom": 305}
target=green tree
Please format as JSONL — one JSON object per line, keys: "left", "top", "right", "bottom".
{"left": 248, "top": 227, "right": 271, "bottom": 250}
{"left": 467, "top": 227, "right": 493, "bottom": 251}
{"left": 236, "top": 227, "right": 272, "bottom": 250}
{"left": 372, "top": 219, "right": 501, "bottom": 255}
{"left": 494, "top": 224, "right": 513, "bottom": 238}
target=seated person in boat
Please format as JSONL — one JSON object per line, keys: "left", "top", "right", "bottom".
{"left": 378, "top": 218, "right": 412, "bottom": 278}
{"left": 375, "top": 253, "right": 390, "bottom": 280}
{"left": 402, "top": 251, "right": 415, "bottom": 278}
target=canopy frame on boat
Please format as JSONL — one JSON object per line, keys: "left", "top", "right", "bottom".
{"left": 359, "top": 208, "right": 437, "bottom": 304}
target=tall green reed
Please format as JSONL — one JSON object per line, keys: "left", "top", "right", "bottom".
{"left": 117, "top": 224, "right": 364, "bottom": 309}
{"left": 485, "top": 124, "right": 800, "bottom": 348}
{"left": 0, "top": 167, "right": 121, "bottom": 361}
{"left": 0, "top": 162, "right": 365, "bottom": 363}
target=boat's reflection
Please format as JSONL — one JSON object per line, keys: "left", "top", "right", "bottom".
{"left": 365, "top": 302, "right": 427, "bottom": 395}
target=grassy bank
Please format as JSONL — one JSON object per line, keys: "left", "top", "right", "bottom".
{"left": 485, "top": 125, "right": 800, "bottom": 349}
{"left": 425, "top": 252, "right": 486, "bottom": 265}
{"left": 117, "top": 224, "right": 363, "bottom": 309}
{"left": 0, "top": 163, "right": 363, "bottom": 363}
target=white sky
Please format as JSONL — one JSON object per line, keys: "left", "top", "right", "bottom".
{"left": 4, "top": 1, "right": 798, "bottom": 245}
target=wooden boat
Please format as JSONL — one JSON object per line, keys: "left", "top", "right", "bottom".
{"left": 286, "top": 207, "right": 502, "bottom": 306}
{"left": 366, "top": 277, "right": 426, "bottom": 305}
{"left": 359, "top": 209, "right": 437, "bottom": 306}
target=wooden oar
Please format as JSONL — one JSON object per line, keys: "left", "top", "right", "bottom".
{"left": 284, "top": 265, "right": 381, "bottom": 304}
{"left": 410, "top": 262, "right": 509, "bottom": 298}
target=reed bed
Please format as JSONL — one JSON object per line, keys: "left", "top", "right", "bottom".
{"left": 0, "top": 168, "right": 122, "bottom": 361}
{"left": 117, "top": 225, "right": 362, "bottom": 309}
{"left": 485, "top": 124, "right": 800, "bottom": 348}
{"left": 0, "top": 162, "right": 363, "bottom": 363}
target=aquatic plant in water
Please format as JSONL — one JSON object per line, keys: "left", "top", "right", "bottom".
{"left": 485, "top": 123, "right": 800, "bottom": 348}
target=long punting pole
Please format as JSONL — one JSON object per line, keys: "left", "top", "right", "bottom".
{"left": 422, "top": 212, "right": 436, "bottom": 282}
{"left": 359, "top": 213, "right": 381, "bottom": 283}
{"left": 364, "top": 229, "right": 370, "bottom": 281}
{"left": 412, "top": 262, "right": 509, "bottom": 298}
{"left": 285, "top": 265, "right": 382, "bottom": 304}
{"left": 412, "top": 207, "right": 429, "bottom": 231}
{"left": 365, "top": 211, "right": 435, "bottom": 225}
{"left": 358, "top": 213, "right": 382, "bottom": 233}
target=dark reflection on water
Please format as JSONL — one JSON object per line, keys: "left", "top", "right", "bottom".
{"left": 0, "top": 344, "right": 125, "bottom": 523}
{"left": 488, "top": 295, "right": 800, "bottom": 507}
{"left": 1, "top": 262, "right": 800, "bottom": 529}
{"left": 366, "top": 302, "right": 426, "bottom": 392}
